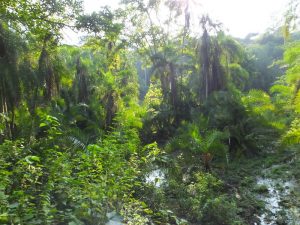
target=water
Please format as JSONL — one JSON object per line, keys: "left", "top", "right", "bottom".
{"left": 105, "top": 211, "right": 123, "bottom": 225}
{"left": 256, "top": 178, "right": 281, "bottom": 225}
{"left": 255, "top": 176, "right": 299, "bottom": 225}
{"left": 145, "top": 169, "right": 166, "bottom": 187}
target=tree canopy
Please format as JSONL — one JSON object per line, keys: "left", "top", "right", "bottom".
{"left": 0, "top": 0, "right": 299, "bottom": 224}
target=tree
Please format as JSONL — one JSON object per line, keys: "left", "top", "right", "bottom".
{"left": 0, "top": 0, "right": 83, "bottom": 138}
{"left": 198, "top": 16, "right": 226, "bottom": 100}
{"left": 0, "top": 22, "right": 24, "bottom": 138}
{"left": 0, "top": 0, "right": 82, "bottom": 40}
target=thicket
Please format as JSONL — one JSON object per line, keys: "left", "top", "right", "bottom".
{"left": 0, "top": 0, "right": 299, "bottom": 224}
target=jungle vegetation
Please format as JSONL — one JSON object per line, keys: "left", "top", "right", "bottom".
{"left": 0, "top": 0, "right": 299, "bottom": 224}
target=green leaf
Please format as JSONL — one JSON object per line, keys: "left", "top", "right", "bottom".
{"left": 25, "top": 155, "right": 40, "bottom": 164}
{"left": 39, "top": 122, "right": 48, "bottom": 127}
{"left": 0, "top": 213, "right": 9, "bottom": 223}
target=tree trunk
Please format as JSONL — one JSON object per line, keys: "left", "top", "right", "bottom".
{"left": 169, "top": 62, "right": 177, "bottom": 109}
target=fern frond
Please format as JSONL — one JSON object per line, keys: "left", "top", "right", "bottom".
{"left": 294, "top": 90, "right": 300, "bottom": 113}
{"left": 242, "top": 89, "right": 274, "bottom": 114}
{"left": 281, "top": 118, "right": 300, "bottom": 145}
{"left": 270, "top": 84, "right": 291, "bottom": 96}
{"left": 67, "top": 136, "right": 87, "bottom": 151}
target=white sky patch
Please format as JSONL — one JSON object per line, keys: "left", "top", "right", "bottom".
{"left": 83, "top": 0, "right": 120, "bottom": 13}
{"left": 62, "top": 0, "right": 121, "bottom": 45}
{"left": 62, "top": 0, "right": 289, "bottom": 45}
{"left": 199, "top": 0, "right": 287, "bottom": 37}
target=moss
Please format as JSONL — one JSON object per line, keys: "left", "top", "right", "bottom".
{"left": 276, "top": 183, "right": 285, "bottom": 192}
{"left": 275, "top": 210, "right": 288, "bottom": 225}
{"left": 269, "top": 165, "right": 290, "bottom": 178}
{"left": 241, "top": 176, "right": 256, "bottom": 187}
{"left": 253, "top": 184, "right": 269, "bottom": 194}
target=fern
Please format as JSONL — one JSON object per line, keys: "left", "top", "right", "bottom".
{"left": 67, "top": 136, "right": 87, "bottom": 151}
{"left": 294, "top": 90, "right": 300, "bottom": 113}
{"left": 286, "top": 67, "right": 300, "bottom": 84}
{"left": 284, "top": 41, "right": 300, "bottom": 65}
{"left": 281, "top": 118, "right": 300, "bottom": 145}
{"left": 270, "top": 84, "right": 291, "bottom": 96}
{"left": 242, "top": 89, "right": 274, "bottom": 115}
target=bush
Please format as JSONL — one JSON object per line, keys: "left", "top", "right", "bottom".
{"left": 201, "top": 195, "right": 241, "bottom": 225}
{"left": 185, "top": 172, "right": 241, "bottom": 224}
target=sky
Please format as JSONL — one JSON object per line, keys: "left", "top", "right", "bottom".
{"left": 199, "top": 0, "right": 288, "bottom": 37}
{"left": 63, "top": 0, "right": 289, "bottom": 44}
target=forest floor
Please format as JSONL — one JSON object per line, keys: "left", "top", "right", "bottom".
{"left": 223, "top": 148, "right": 300, "bottom": 225}
{"left": 106, "top": 148, "right": 300, "bottom": 225}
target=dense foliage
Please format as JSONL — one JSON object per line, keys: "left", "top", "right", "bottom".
{"left": 0, "top": 0, "right": 299, "bottom": 224}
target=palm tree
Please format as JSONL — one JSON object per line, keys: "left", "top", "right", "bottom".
{"left": 191, "top": 129, "right": 229, "bottom": 171}
{"left": 38, "top": 38, "right": 59, "bottom": 101}
{"left": 0, "top": 22, "right": 21, "bottom": 138}
{"left": 198, "top": 16, "right": 225, "bottom": 100}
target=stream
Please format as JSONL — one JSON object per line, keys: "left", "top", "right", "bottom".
{"left": 255, "top": 166, "right": 300, "bottom": 225}
{"left": 105, "top": 165, "right": 300, "bottom": 225}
